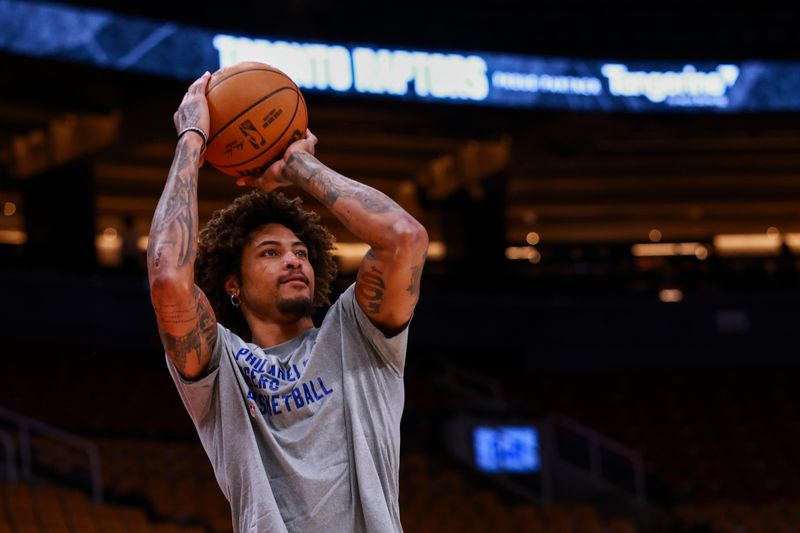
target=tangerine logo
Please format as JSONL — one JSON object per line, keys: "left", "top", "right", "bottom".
{"left": 601, "top": 64, "right": 740, "bottom": 105}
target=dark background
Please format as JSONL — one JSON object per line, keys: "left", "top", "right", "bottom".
{"left": 3, "top": 3, "right": 800, "bottom": 532}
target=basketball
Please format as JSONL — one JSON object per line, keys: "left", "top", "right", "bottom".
{"left": 204, "top": 61, "right": 307, "bottom": 178}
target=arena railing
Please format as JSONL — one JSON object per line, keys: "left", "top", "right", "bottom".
{"left": 0, "top": 429, "right": 17, "bottom": 483}
{"left": 0, "top": 406, "right": 103, "bottom": 504}
{"left": 546, "top": 413, "right": 646, "bottom": 504}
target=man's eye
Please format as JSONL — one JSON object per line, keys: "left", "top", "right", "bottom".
{"left": 262, "top": 249, "right": 279, "bottom": 257}
{"left": 296, "top": 250, "right": 308, "bottom": 258}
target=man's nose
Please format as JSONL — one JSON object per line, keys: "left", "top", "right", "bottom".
{"left": 284, "top": 252, "right": 302, "bottom": 268}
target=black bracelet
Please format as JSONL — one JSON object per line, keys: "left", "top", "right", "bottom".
{"left": 177, "top": 126, "right": 208, "bottom": 153}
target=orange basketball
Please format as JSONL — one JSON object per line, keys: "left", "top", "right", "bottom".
{"left": 204, "top": 61, "right": 307, "bottom": 178}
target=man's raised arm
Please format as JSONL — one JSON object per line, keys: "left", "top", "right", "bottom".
{"left": 242, "top": 131, "right": 428, "bottom": 336}
{"left": 147, "top": 72, "right": 217, "bottom": 379}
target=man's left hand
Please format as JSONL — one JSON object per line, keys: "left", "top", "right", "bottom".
{"left": 236, "top": 129, "right": 318, "bottom": 191}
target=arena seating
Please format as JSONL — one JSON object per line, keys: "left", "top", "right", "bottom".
{"left": 675, "top": 502, "right": 800, "bottom": 533}
{"left": 492, "top": 367, "right": 800, "bottom": 503}
{"left": 18, "top": 435, "right": 639, "bottom": 532}
{"left": 0, "top": 482, "right": 206, "bottom": 533}
{"left": 5, "top": 340, "right": 800, "bottom": 531}
{"left": 400, "top": 452, "right": 637, "bottom": 533}
{"left": 94, "top": 439, "right": 230, "bottom": 533}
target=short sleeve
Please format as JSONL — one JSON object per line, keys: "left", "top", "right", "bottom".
{"left": 165, "top": 323, "right": 228, "bottom": 424}
{"left": 337, "top": 284, "right": 409, "bottom": 376}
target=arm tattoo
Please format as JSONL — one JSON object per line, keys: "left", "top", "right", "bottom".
{"left": 285, "top": 152, "right": 401, "bottom": 215}
{"left": 175, "top": 102, "right": 204, "bottom": 133}
{"left": 357, "top": 266, "right": 386, "bottom": 314}
{"left": 157, "top": 287, "right": 217, "bottom": 373}
{"left": 197, "top": 291, "right": 217, "bottom": 348}
{"left": 285, "top": 152, "right": 427, "bottom": 326}
{"left": 148, "top": 145, "right": 200, "bottom": 270}
{"left": 158, "top": 324, "right": 200, "bottom": 370}
{"left": 407, "top": 258, "right": 426, "bottom": 297}
{"left": 151, "top": 240, "right": 176, "bottom": 268}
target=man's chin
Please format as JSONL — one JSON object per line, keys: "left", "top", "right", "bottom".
{"left": 276, "top": 296, "right": 314, "bottom": 318}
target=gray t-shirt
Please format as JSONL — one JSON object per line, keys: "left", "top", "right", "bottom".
{"left": 167, "top": 284, "right": 407, "bottom": 533}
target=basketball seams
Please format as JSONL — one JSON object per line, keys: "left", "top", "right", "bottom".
{"left": 207, "top": 86, "right": 297, "bottom": 146}
{"left": 206, "top": 67, "right": 293, "bottom": 95}
{"left": 204, "top": 63, "right": 307, "bottom": 175}
{"left": 211, "top": 88, "right": 304, "bottom": 169}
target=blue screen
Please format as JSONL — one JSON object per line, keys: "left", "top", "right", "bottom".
{"left": 473, "top": 426, "right": 540, "bottom": 473}
{"left": 4, "top": 1, "right": 800, "bottom": 112}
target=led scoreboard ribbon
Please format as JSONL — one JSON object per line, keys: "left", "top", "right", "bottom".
{"left": 3, "top": 0, "right": 800, "bottom": 112}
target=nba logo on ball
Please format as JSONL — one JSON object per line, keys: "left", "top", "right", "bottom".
{"left": 238, "top": 119, "right": 267, "bottom": 149}
{"left": 204, "top": 61, "right": 308, "bottom": 178}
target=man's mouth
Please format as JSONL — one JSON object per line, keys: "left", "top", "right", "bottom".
{"left": 279, "top": 274, "right": 309, "bottom": 286}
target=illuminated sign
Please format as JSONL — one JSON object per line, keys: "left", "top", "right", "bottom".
{"left": 601, "top": 64, "right": 740, "bottom": 107}
{"left": 212, "top": 35, "right": 353, "bottom": 92}
{"left": 351, "top": 47, "right": 488, "bottom": 101}
{"left": 2, "top": 0, "right": 800, "bottom": 113}
{"left": 492, "top": 71, "right": 603, "bottom": 96}
{"left": 212, "top": 34, "right": 490, "bottom": 101}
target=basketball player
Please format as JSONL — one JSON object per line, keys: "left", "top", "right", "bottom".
{"left": 147, "top": 72, "right": 428, "bottom": 532}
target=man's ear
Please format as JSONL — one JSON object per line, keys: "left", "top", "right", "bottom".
{"left": 224, "top": 274, "right": 240, "bottom": 296}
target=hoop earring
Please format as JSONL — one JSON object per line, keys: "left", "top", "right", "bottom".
{"left": 230, "top": 291, "right": 240, "bottom": 307}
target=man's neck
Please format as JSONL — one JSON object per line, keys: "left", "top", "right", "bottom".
{"left": 249, "top": 317, "right": 314, "bottom": 348}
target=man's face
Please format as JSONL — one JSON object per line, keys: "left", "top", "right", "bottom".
{"left": 237, "top": 223, "right": 316, "bottom": 321}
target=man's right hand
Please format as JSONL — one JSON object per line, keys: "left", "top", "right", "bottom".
{"left": 174, "top": 72, "right": 211, "bottom": 137}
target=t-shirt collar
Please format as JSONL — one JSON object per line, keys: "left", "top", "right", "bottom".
{"left": 251, "top": 327, "right": 317, "bottom": 357}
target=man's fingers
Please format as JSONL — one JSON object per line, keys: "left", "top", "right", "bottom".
{"left": 236, "top": 176, "right": 259, "bottom": 188}
{"left": 306, "top": 129, "right": 318, "bottom": 145}
{"left": 189, "top": 73, "right": 208, "bottom": 93}
{"left": 188, "top": 71, "right": 211, "bottom": 96}
{"left": 187, "top": 79, "right": 202, "bottom": 96}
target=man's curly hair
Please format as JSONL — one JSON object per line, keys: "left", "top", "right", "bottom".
{"left": 195, "top": 191, "right": 337, "bottom": 341}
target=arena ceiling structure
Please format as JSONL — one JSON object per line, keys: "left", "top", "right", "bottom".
{"left": 2, "top": 1, "right": 800, "bottom": 284}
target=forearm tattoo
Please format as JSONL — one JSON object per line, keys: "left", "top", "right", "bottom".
{"left": 285, "top": 152, "right": 402, "bottom": 215}
{"left": 286, "top": 152, "right": 428, "bottom": 325}
{"left": 147, "top": 144, "right": 200, "bottom": 271}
